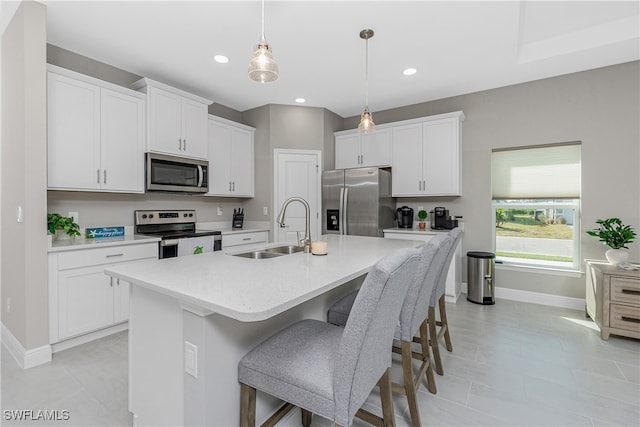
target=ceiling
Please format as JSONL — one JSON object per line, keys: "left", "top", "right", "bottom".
{"left": 41, "top": 1, "right": 639, "bottom": 118}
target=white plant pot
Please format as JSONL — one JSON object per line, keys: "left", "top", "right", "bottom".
{"left": 605, "top": 248, "right": 629, "bottom": 265}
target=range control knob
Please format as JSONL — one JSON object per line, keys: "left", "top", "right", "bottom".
{"left": 142, "top": 214, "right": 147, "bottom": 219}
{"left": 149, "top": 214, "right": 154, "bottom": 219}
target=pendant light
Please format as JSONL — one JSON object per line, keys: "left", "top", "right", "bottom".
{"left": 248, "top": 0, "right": 279, "bottom": 83}
{"left": 358, "top": 29, "right": 375, "bottom": 134}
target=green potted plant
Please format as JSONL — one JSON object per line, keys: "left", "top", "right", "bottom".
{"left": 586, "top": 217, "right": 636, "bottom": 265}
{"left": 417, "top": 210, "right": 428, "bottom": 230}
{"left": 47, "top": 213, "right": 81, "bottom": 241}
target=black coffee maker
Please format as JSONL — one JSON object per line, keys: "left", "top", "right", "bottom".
{"left": 396, "top": 206, "right": 414, "bottom": 228}
{"left": 431, "top": 207, "right": 458, "bottom": 230}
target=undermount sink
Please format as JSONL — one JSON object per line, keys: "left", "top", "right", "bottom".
{"left": 264, "top": 245, "right": 305, "bottom": 255}
{"left": 232, "top": 244, "right": 305, "bottom": 259}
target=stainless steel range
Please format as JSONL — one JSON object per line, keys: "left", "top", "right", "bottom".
{"left": 134, "top": 210, "right": 221, "bottom": 259}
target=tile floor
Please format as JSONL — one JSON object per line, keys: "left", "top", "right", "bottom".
{"left": 2, "top": 297, "right": 639, "bottom": 426}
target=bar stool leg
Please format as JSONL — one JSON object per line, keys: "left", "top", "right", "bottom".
{"left": 240, "top": 383, "right": 256, "bottom": 427}
{"left": 428, "top": 306, "right": 444, "bottom": 375}
{"left": 439, "top": 295, "right": 453, "bottom": 352}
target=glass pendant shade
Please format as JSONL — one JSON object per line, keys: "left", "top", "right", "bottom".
{"left": 358, "top": 107, "right": 375, "bottom": 133}
{"left": 248, "top": 39, "right": 279, "bottom": 83}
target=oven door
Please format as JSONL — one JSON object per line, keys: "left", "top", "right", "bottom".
{"left": 146, "top": 153, "right": 208, "bottom": 193}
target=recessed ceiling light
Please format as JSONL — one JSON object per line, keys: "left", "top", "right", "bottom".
{"left": 403, "top": 68, "right": 417, "bottom": 76}
{"left": 214, "top": 55, "right": 229, "bottom": 64}
{"left": 295, "top": 98, "right": 306, "bottom": 104}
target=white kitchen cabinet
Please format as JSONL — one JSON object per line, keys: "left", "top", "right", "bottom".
{"left": 391, "top": 112, "right": 464, "bottom": 197}
{"left": 383, "top": 229, "right": 462, "bottom": 303}
{"left": 48, "top": 242, "right": 157, "bottom": 345}
{"left": 334, "top": 128, "right": 391, "bottom": 169}
{"left": 131, "top": 78, "right": 211, "bottom": 159}
{"left": 47, "top": 66, "right": 145, "bottom": 193}
{"left": 207, "top": 116, "right": 255, "bottom": 197}
{"left": 222, "top": 231, "right": 268, "bottom": 249}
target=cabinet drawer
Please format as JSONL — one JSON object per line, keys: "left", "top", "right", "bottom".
{"left": 610, "top": 304, "right": 640, "bottom": 332}
{"left": 58, "top": 243, "right": 158, "bottom": 270}
{"left": 222, "top": 231, "right": 268, "bottom": 248}
{"left": 610, "top": 276, "right": 640, "bottom": 305}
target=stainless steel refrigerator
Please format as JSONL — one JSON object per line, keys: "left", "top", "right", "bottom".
{"left": 322, "top": 168, "right": 396, "bottom": 237}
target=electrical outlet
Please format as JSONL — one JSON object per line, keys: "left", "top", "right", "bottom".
{"left": 263, "top": 206, "right": 268, "bottom": 216}
{"left": 16, "top": 206, "right": 23, "bottom": 223}
{"left": 217, "top": 206, "right": 223, "bottom": 216}
{"left": 68, "top": 212, "right": 79, "bottom": 224}
{"left": 184, "top": 341, "right": 198, "bottom": 378}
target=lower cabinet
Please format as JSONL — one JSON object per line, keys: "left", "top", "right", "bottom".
{"left": 222, "top": 231, "right": 269, "bottom": 249}
{"left": 383, "top": 229, "right": 462, "bottom": 303}
{"left": 49, "top": 242, "right": 157, "bottom": 344}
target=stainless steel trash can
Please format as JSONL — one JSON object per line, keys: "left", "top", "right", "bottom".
{"left": 467, "top": 251, "right": 495, "bottom": 305}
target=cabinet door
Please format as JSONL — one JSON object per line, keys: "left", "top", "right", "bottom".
{"left": 47, "top": 72, "right": 101, "bottom": 190}
{"left": 181, "top": 98, "right": 209, "bottom": 159}
{"left": 335, "top": 133, "right": 362, "bottom": 169}
{"left": 100, "top": 88, "right": 145, "bottom": 193}
{"left": 57, "top": 266, "right": 114, "bottom": 340}
{"left": 207, "top": 120, "right": 233, "bottom": 195}
{"left": 113, "top": 278, "right": 130, "bottom": 324}
{"left": 147, "top": 87, "right": 182, "bottom": 155}
{"left": 391, "top": 123, "right": 424, "bottom": 196}
{"left": 361, "top": 128, "right": 391, "bottom": 167}
{"left": 423, "top": 118, "right": 460, "bottom": 196}
{"left": 230, "top": 127, "right": 254, "bottom": 197}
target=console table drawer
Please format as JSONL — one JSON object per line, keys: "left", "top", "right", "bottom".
{"left": 610, "top": 304, "right": 640, "bottom": 332}
{"left": 610, "top": 276, "right": 640, "bottom": 305}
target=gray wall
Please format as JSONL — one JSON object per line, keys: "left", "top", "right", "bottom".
{"left": 241, "top": 104, "right": 343, "bottom": 238}
{"left": 1, "top": 0, "right": 49, "bottom": 350}
{"left": 345, "top": 62, "right": 640, "bottom": 299}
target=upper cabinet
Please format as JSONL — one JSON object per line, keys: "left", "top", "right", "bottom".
{"left": 207, "top": 116, "right": 255, "bottom": 197}
{"left": 130, "top": 78, "right": 212, "bottom": 160}
{"left": 47, "top": 65, "right": 145, "bottom": 193}
{"left": 334, "top": 128, "right": 391, "bottom": 169}
{"left": 391, "top": 112, "right": 464, "bottom": 197}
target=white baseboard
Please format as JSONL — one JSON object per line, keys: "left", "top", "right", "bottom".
{"left": 461, "top": 283, "right": 584, "bottom": 310}
{"left": 1, "top": 323, "right": 52, "bottom": 369}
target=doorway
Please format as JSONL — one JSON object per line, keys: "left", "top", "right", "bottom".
{"left": 273, "top": 149, "right": 322, "bottom": 243}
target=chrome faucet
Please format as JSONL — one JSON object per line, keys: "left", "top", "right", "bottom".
{"left": 276, "top": 197, "right": 311, "bottom": 253}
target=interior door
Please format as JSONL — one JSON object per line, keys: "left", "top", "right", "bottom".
{"left": 274, "top": 150, "right": 321, "bottom": 243}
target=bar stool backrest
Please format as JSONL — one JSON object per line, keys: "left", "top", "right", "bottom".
{"left": 333, "top": 246, "right": 420, "bottom": 425}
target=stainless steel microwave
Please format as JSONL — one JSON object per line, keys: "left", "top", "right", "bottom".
{"left": 146, "top": 153, "right": 208, "bottom": 193}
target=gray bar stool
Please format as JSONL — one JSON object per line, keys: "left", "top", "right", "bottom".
{"left": 238, "top": 246, "right": 420, "bottom": 427}
{"left": 428, "top": 227, "right": 464, "bottom": 375}
{"left": 327, "top": 234, "right": 452, "bottom": 427}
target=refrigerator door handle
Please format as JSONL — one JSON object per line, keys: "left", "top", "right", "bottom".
{"left": 342, "top": 187, "right": 349, "bottom": 235}
{"left": 338, "top": 187, "right": 345, "bottom": 235}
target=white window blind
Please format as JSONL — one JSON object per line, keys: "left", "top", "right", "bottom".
{"left": 492, "top": 143, "right": 581, "bottom": 199}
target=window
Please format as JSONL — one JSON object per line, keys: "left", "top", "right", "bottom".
{"left": 492, "top": 143, "right": 581, "bottom": 271}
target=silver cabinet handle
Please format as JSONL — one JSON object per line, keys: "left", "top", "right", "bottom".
{"left": 103, "top": 170, "right": 107, "bottom": 184}
{"left": 418, "top": 180, "right": 421, "bottom": 191}
{"left": 97, "top": 169, "right": 101, "bottom": 184}
{"left": 110, "top": 278, "right": 113, "bottom": 287}
{"left": 232, "top": 182, "right": 235, "bottom": 191}
{"left": 242, "top": 237, "right": 251, "bottom": 241}
{"left": 229, "top": 181, "right": 232, "bottom": 192}
{"left": 178, "top": 139, "right": 182, "bottom": 150}
{"left": 106, "top": 253, "right": 124, "bottom": 258}
{"left": 423, "top": 180, "right": 426, "bottom": 191}
{"left": 183, "top": 139, "right": 186, "bottom": 151}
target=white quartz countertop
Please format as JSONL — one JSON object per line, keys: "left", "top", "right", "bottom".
{"left": 48, "top": 235, "right": 160, "bottom": 253}
{"left": 105, "top": 235, "right": 422, "bottom": 322}
{"left": 383, "top": 227, "right": 452, "bottom": 235}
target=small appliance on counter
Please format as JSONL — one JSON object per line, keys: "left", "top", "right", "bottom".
{"left": 431, "top": 207, "right": 461, "bottom": 230}
{"left": 232, "top": 208, "right": 244, "bottom": 229}
{"left": 396, "top": 206, "right": 414, "bottom": 228}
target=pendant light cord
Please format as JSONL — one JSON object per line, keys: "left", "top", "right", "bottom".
{"left": 365, "top": 36, "right": 369, "bottom": 108}
{"left": 261, "top": 0, "right": 266, "bottom": 41}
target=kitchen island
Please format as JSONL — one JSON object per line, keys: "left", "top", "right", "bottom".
{"left": 104, "top": 234, "right": 422, "bottom": 426}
